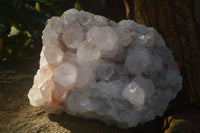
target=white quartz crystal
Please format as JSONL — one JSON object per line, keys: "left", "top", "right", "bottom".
{"left": 75, "top": 63, "right": 96, "bottom": 88}
{"left": 40, "top": 44, "right": 63, "bottom": 67}
{"left": 77, "top": 41, "right": 101, "bottom": 62}
{"left": 62, "top": 25, "right": 84, "bottom": 49}
{"left": 87, "top": 26, "right": 119, "bottom": 51}
{"left": 28, "top": 9, "right": 182, "bottom": 128}
{"left": 54, "top": 63, "right": 77, "bottom": 88}
{"left": 122, "top": 81, "right": 146, "bottom": 106}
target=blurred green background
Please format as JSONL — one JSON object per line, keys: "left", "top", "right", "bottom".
{"left": 0, "top": 0, "right": 133, "bottom": 64}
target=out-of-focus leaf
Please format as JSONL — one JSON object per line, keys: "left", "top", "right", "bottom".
{"left": 24, "top": 31, "right": 31, "bottom": 38}
{"left": 27, "top": 0, "right": 62, "bottom": 16}
{"left": 2, "top": 57, "right": 7, "bottom": 61}
{"left": 8, "top": 26, "right": 20, "bottom": 37}
{"left": 8, "top": 49, "right": 12, "bottom": 55}
{"left": 35, "top": 2, "right": 40, "bottom": 12}
{"left": 74, "top": 0, "right": 82, "bottom": 11}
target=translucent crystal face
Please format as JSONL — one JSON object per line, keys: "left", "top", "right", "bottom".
{"left": 53, "top": 63, "right": 77, "bottom": 88}
{"left": 41, "top": 45, "right": 63, "bottom": 67}
{"left": 122, "top": 81, "right": 146, "bottom": 106}
{"left": 77, "top": 41, "right": 101, "bottom": 62}
{"left": 28, "top": 9, "right": 182, "bottom": 128}
{"left": 62, "top": 26, "right": 84, "bottom": 49}
{"left": 87, "top": 26, "right": 119, "bottom": 51}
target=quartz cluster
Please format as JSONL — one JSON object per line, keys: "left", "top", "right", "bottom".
{"left": 28, "top": 9, "right": 182, "bottom": 128}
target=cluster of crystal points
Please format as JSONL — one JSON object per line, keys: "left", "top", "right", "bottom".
{"left": 28, "top": 9, "right": 182, "bottom": 128}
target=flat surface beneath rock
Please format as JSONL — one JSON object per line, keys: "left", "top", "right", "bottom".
{"left": 0, "top": 62, "right": 134, "bottom": 133}
{"left": 0, "top": 61, "right": 198, "bottom": 133}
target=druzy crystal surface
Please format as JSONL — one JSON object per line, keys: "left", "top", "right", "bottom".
{"left": 28, "top": 9, "right": 182, "bottom": 128}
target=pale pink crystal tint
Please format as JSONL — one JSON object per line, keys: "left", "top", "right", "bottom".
{"left": 28, "top": 9, "right": 182, "bottom": 128}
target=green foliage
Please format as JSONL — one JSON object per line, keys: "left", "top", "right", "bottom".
{"left": 0, "top": 0, "right": 62, "bottom": 61}
{"left": 74, "top": 0, "right": 82, "bottom": 11}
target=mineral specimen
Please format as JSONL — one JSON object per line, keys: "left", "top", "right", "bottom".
{"left": 28, "top": 9, "right": 182, "bottom": 128}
